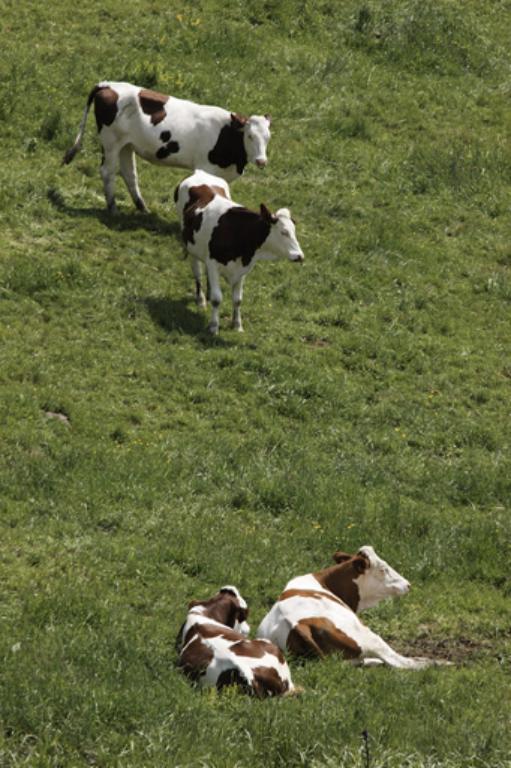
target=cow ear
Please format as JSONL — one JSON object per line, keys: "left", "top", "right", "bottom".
{"left": 332, "top": 551, "right": 352, "bottom": 564}
{"left": 260, "top": 203, "right": 273, "bottom": 221}
{"left": 188, "top": 599, "right": 201, "bottom": 609}
{"left": 264, "top": 113, "right": 272, "bottom": 125}
{"left": 231, "top": 112, "right": 247, "bottom": 129}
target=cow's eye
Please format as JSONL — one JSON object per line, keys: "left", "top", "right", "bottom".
{"left": 282, "top": 229, "right": 290, "bottom": 237}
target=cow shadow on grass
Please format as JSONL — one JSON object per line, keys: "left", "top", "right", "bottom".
{"left": 144, "top": 296, "right": 234, "bottom": 347}
{"left": 47, "top": 188, "right": 180, "bottom": 237}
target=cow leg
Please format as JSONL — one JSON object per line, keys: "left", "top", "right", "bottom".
{"left": 231, "top": 276, "right": 245, "bottom": 332}
{"left": 251, "top": 666, "right": 290, "bottom": 698}
{"left": 100, "top": 146, "right": 120, "bottom": 214}
{"left": 190, "top": 257, "right": 206, "bottom": 308}
{"left": 206, "top": 263, "right": 222, "bottom": 334}
{"left": 287, "top": 622, "right": 325, "bottom": 659}
{"left": 119, "top": 145, "right": 148, "bottom": 213}
{"left": 360, "top": 630, "right": 434, "bottom": 670}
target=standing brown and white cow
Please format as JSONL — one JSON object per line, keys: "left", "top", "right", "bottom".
{"left": 63, "top": 81, "right": 272, "bottom": 213}
{"left": 257, "top": 546, "right": 451, "bottom": 669}
{"left": 175, "top": 170, "right": 304, "bottom": 334}
{"left": 177, "top": 586, "right": 297, "bottom": 697}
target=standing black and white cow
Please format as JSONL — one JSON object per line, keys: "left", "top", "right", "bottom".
{"left": 63, "top": 81, "right": 271, "bottom": 214}
{"left": 175, "top": 170, "right": 304, "bottom": 334}
{"left": 177, "top": 586, "right": 297, "bottom": 697}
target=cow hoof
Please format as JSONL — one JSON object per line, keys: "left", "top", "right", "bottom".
{"left": 410, "top": 657, "right": 434, "bottom": 669}
{"left": 196, "top": 297, "right": 207, "bottom": 309}
{"left": 107, "top": 204, "right": 119, "bottom": 216}
{"left": 285, "top": 686, "right": 304, "bottom": 697}
{"left": 135, "top": 198, "right": 149, "bottom": 213}
{"left": 207, "top": 323, "right": 219, "bottom": 335}
{"left": 232, "top": 324, "right": 244, "bottom": 333}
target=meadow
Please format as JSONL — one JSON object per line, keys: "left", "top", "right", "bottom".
{"left": 1, "top": 0, "right": 511, "bottom": 765}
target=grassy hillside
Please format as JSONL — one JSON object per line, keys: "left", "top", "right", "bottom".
{"left": 1, "top": 1, "right": 511, "bottom": 766}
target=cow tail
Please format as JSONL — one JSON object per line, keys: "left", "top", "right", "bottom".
{"left": 62, "top": 85, "right": 99, "bottom": 165}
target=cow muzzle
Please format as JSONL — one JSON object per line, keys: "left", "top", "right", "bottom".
{"left": 291, "top": 253, "right": 304, "bottom": 263}
{"left": 255, "top": 158, "right": 267, "bottom": 168}
{"left": 393, "top": 580, "right": 411, "bottom": 596}
{"left": 237, "top": 620, "right": 251, "bottom": 636}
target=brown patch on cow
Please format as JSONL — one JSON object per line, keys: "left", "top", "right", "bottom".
{"left": 192, "top": 623, "right": 243, "bottom": 643}
{"left": 178, "top": 636, "right": 214, "bottom": 682}
{"left": 287, "top": 617, "right": 362, "bottom": 660}
{"left": 230, "top": 639, "right": 266, "bottom": 658}
{"left": 138, "top": 88, "right": 168, "bottom": 126}
{"left": 208, "top": 114, "right": 248, "bottom": 175}
{"left": 156, "top": 128, "right": 180, "bottom": 159}
{"left": 181, "top": 184, "right": 215, "bottom": 245}
{"left": 230, "top": 639, "right": 284, "bottom": 662}
{"left": 93, "top": 86, "right": 119, "bottom": 132}
{"left": 186, "top": 185, "right": 216, "bottom": 209}
{"left": 209, "top": 207, "right": 271, "bottom": 267}
{"left": 251, "top": 666, "right": 289, "bottom": 698}
{"left": 313, "top": 553, "right": 370, "bottom": 613}
{"left": 181, "top": 184, "right": 227, "bottom": 245}
{"left": 279, "top": 588, "right": 348, "bottom": 608}
{"left": 215, "top": 657, "right": 291, "bottom": 699}
{"left": 182, "top": 623, "right": 233, "bottom": 647}
{"left": 216, "top": 668, "right": 250, "bottom": 693}
{"left": 156, "top": 138, "right": 180, "bottom": 159}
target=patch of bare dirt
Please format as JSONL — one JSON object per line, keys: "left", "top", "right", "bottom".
{"left": 390, "top": 635, "right": 497, "bottom": 665}
{"left": 301, "top": 335, "right": 331, "bottom": 348}
{"left": 44, "top": 410, "right": 71, "bottom": 427}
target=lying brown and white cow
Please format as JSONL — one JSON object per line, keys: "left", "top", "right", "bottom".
{"left": 175, "top": 170, "right": 304, "bottom": 334}
{"left": 177, "top": 586, "right": 297, "bottom": 697}
{"left": 257, "top": 546, "right": 450, "bottom": 669}
{"left": 63, "top": 81, "right": 272, "bottom": 214}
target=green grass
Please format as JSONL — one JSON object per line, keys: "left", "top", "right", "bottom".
{"left": 1, "top": 0, "right": 511, "bottom": 766}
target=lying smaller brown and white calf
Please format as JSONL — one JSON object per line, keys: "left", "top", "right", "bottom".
{"left": 257, "top": 546, "right": 450, "bottom": 669}
{"left": 177, "top": 586, "right": 297, "bottom": 696}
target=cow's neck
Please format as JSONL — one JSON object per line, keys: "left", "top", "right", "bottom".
{"left": 208, "top": 124, "right": 248, "bottom": 175}
{"left": 252, "top": 248, "right": 278, "bottom": 263}
{"left": 313, "top": 565, "right": 360, "bottom": 613}
{"left": 210, "top": 208, "right": 270, "bottom": 267}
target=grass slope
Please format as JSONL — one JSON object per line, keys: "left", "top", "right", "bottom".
{"left": 1, "top": 1, "right": 511, "bottom": 766}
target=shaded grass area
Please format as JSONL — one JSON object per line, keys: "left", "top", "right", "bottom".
{"left": 1, "top": 0, "right": 511, "bottom": 766}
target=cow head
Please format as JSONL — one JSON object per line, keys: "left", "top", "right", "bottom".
{"left": 240, "top": 114, "right": 271, "bottom": 168}
{"left": 218, "top": 586, "right": 251, "bottom": 635}
{"left": 341, "top": 546, "right": 411, "bottom": 611}
{"left": 187, "top": 586, "right": 250, "bottom": 635}
{"left": 260, "top": 205, "right": 304, "bottom": 262}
